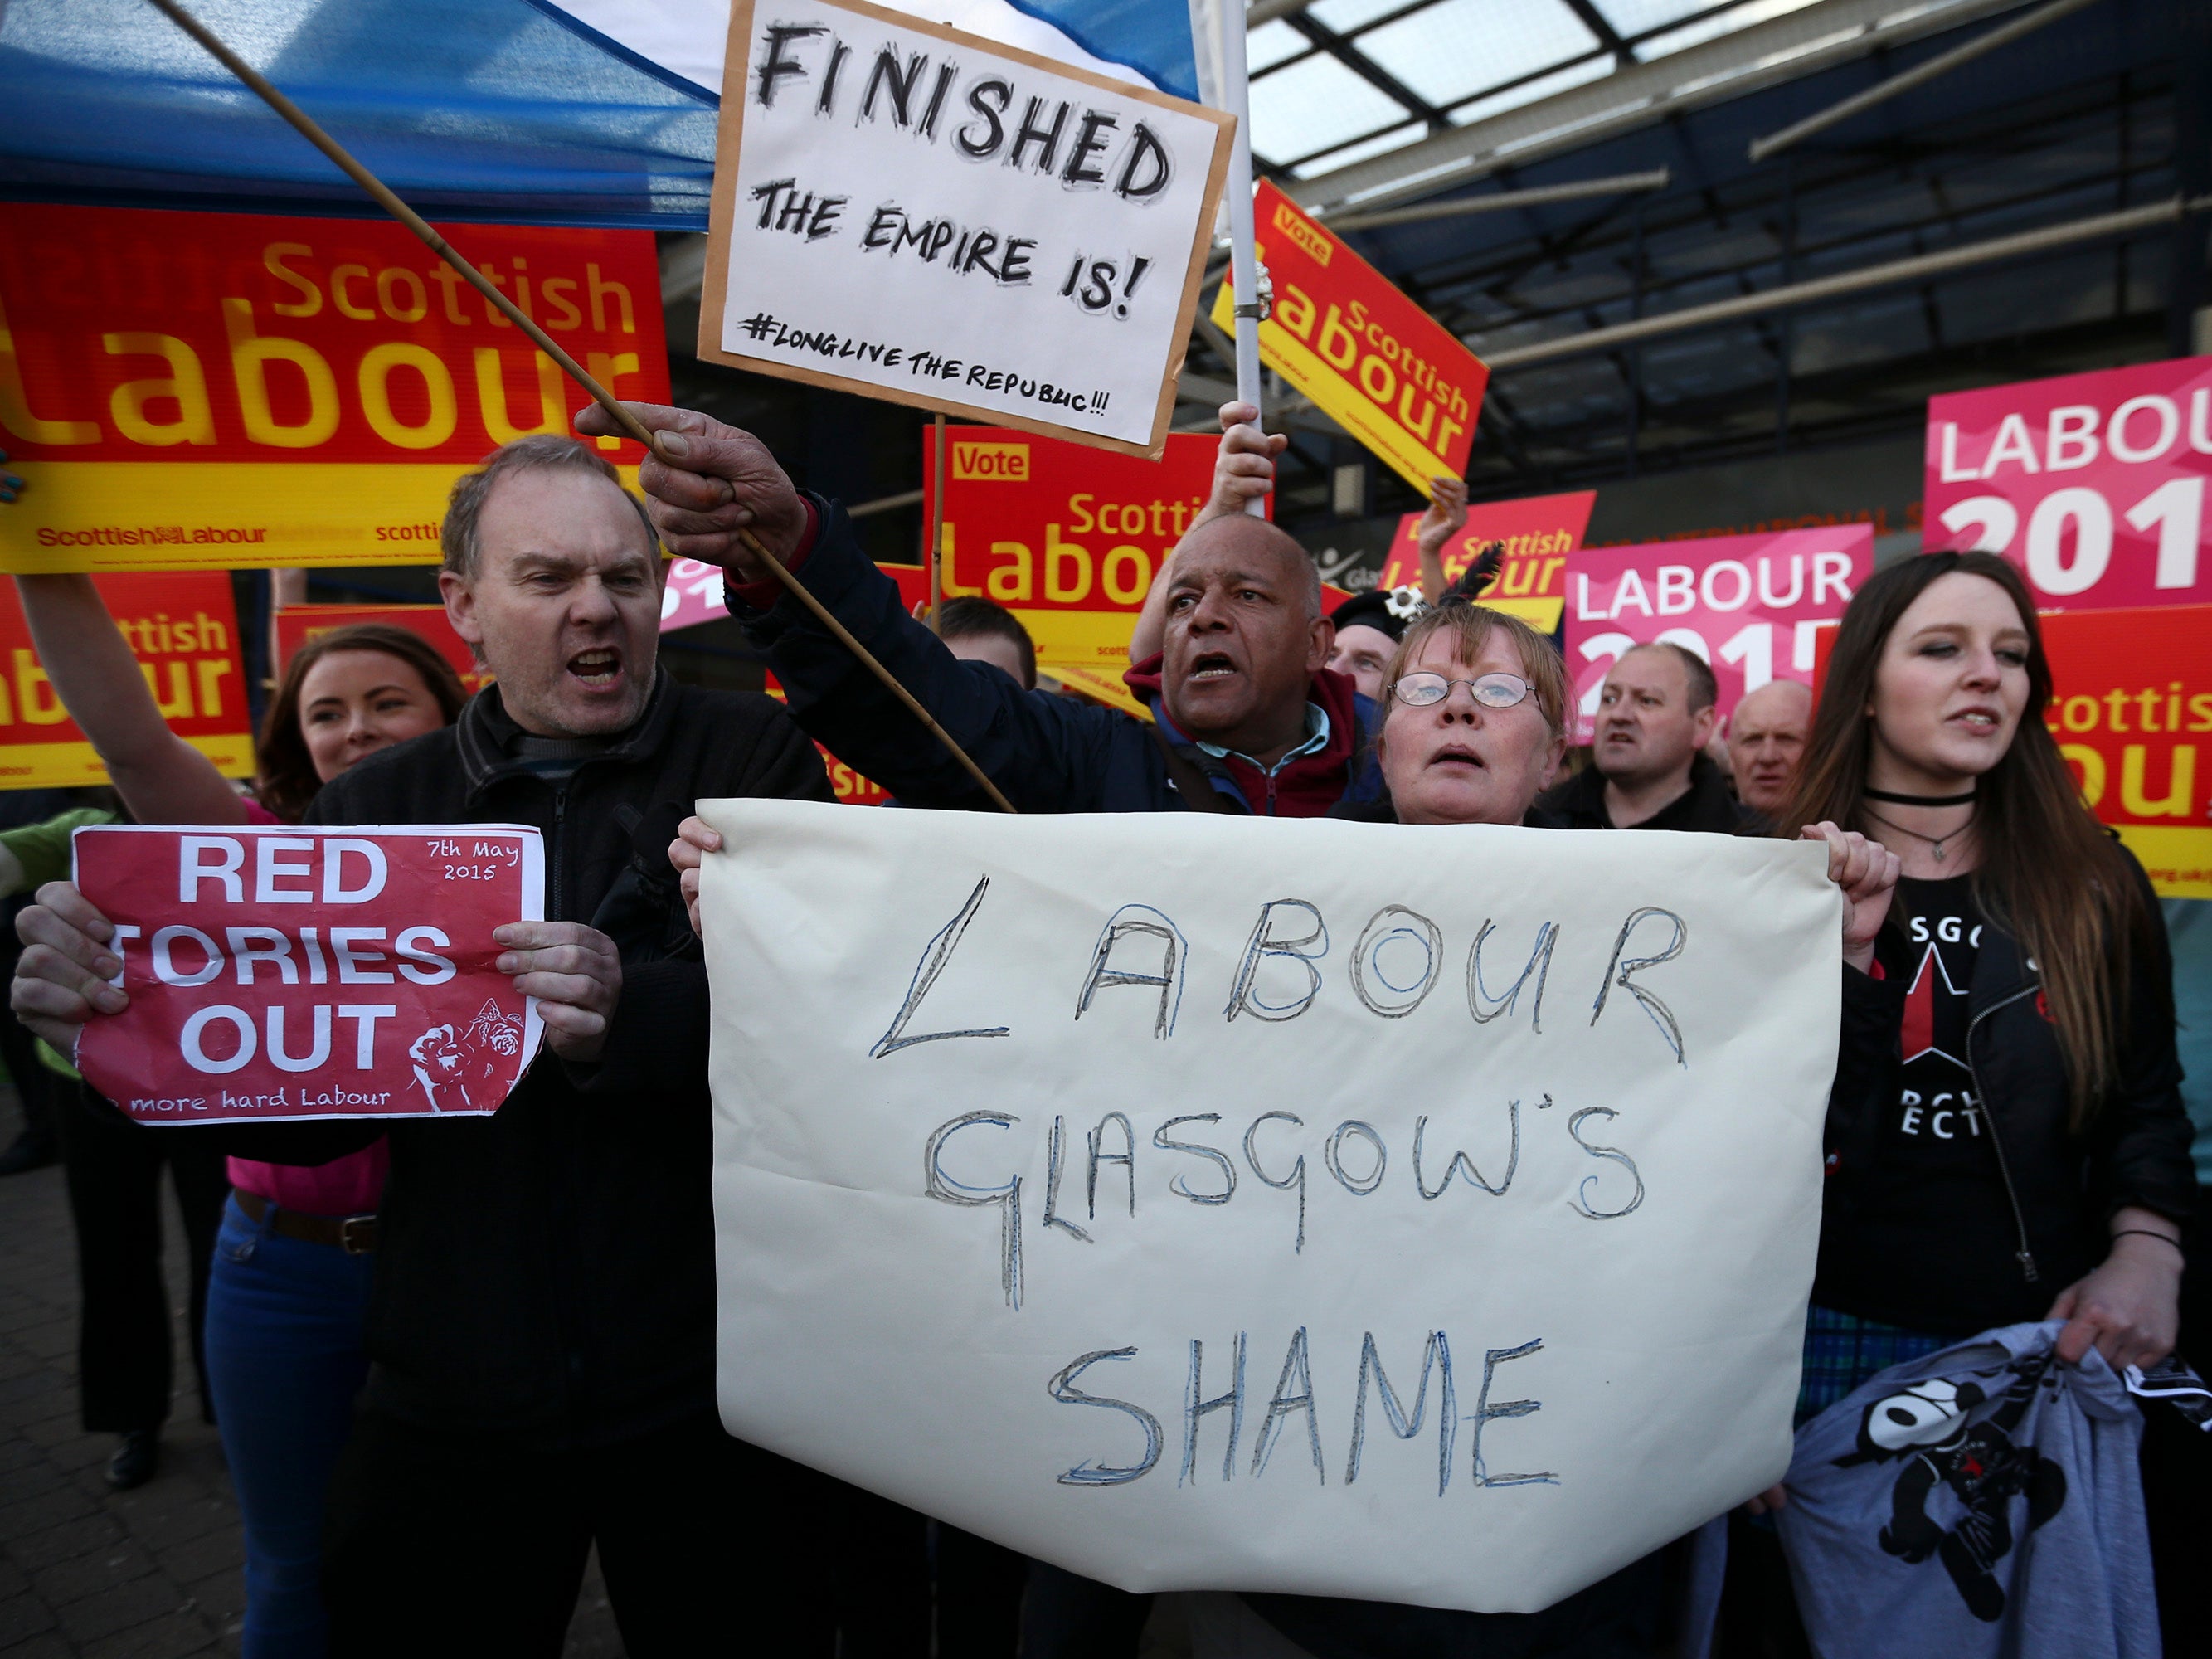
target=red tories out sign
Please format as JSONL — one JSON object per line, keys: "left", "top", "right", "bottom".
{"left": 1563, "top": 527, "right": 1873, "bottom": 742}
{"left": 1925, "top": 356, "right": 2212, "bottom": 609}
{"left": 1375, "top": 489, "right": 1597, "bottom": 631}
{"left": 0, "top": 572, "right": 251, "bottom": 789}
{"left": 74, "top": 825, "right": 544, "bottom": 1123}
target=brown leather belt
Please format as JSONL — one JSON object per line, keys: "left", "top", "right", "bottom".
{"left": 235, "top": 1188, "right": 378, "bottom": 1254}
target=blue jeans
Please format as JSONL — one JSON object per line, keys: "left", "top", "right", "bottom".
{"left": 206, "top": 1194, "right": 375, "bottom": 1659}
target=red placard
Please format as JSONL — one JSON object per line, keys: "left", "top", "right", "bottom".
{"left": 1924, "top": 356, "right": 2212, "bottom": 610}
{"left": 0, "top": 572, "right": 251, "bottom": 788}
{"left": 1563, "top": 527, "right": 1874, "bottom": 743}
{"left": 2040, "top": 605, "right": 2212, "bottom": 898}
{"left": 74, "top": 825, "right": 545, "bottom": 1121}
{"left": 0, "top": 204, "right": 666, "bottom": 570}
{"left": 1374, "top": 489, "right": 1596, "bottom": 630}
{"left": 920, "top": 426, "right": 1236, "bottom": 673}
{"left": 1213, "top": 182, "right": 1487, "bottom": 494}
{"left": 273, "top": 603, "right": 489, "bottom": 694}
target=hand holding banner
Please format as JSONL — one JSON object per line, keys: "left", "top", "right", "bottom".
{"left": 74, "top": 825, "right": 544, "bottom": 1122}
{"left": 1375, "top": 490, "right": 1596, "bottom": 630}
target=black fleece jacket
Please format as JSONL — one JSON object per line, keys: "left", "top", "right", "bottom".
{"left": 1537, "top": 752, "right": 1760, "bottom": 833}
{"left": 1820, "top": 845, "right": 2196, "bottom": 1327}
{"left": 158, "top": 673, "right": 830, "bottom": 1447}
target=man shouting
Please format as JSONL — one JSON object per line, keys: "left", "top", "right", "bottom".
{"left": 13, "top": 436, "right": 843, "bottom": 1656}
{"left": 586, "top": 400, "right": 1382, "bottom": 820}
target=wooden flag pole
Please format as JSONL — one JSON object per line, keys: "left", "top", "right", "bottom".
{"left": 143, "top": 0, "right": 1018, "bottom": 815}
{"left": 928, "top": 415, "right": 946, "bottom": 635}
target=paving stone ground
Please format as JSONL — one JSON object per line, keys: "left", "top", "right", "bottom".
{"left": 0, "top": 1084, "right": 619, "bottom": 1657}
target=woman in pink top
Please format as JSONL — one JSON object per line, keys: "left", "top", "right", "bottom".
{"left": 14, "top": 575, "right": 464, "bottom": 1658}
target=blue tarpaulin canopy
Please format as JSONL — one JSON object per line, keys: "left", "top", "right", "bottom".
{"left": 0, "top": 0, "right": 1201, "bottom": 228}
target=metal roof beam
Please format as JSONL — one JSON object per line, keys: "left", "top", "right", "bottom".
{"left": 1750, "top": 0, "right": 2103, "bottom": 160}
{"left": 1322, "top": 168, "right": 1670, "bottom": 230}
{"left": 1290, "top": 0, "right": 2041, "bottom": 214}
{"left": 1480, "top": 194, "right": 2203, "bottom": 369}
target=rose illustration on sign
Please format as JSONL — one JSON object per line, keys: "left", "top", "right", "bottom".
{"left": 409, "top": 1000, "right": 526, "bottom": 1113}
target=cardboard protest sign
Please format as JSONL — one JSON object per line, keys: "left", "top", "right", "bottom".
{"left": 0, "top": 573, "right": 250, "bottom": 789}
{"left": 73, "top": 825, "right": 544, "bottom": 1122}
{"left": 1213, "top": 182, "right": 1488, "bottom": 494}
{"left": 921, "top": 426, "right": 1237, "bottom": 674}
{"left": 1563, "top": 527, "right": 1873, "bottom": 743}
{"left": 698, "top": 801, "right": 1838, "bottom": 1613}
{"left": 697, "top": 0, "right": 1232, "bottom": 457}
{"left": 1925, "top": 356, "right": 2212, "bottom": 610}
{"left": 1374, "top": 490, "right": 1596, "bottom": 631}
{"left": 0, "top": 204, "right": 665, "bottom": 572}
{"left": 274, "top": 604, "right": 489, "bottom": 695}
{"left": 2037, "top": 604, "right": 2212, "bottom": 899}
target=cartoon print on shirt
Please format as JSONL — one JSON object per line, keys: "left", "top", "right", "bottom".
{"left": 408, "top": 999, "right": 525, "bottom": 1112}
{"left": 1834, "top": 1351, "right": 2067, "bottom": 1622}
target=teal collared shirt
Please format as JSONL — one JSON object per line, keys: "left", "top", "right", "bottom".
{"left": 1196, "top": 702, "right": 1331, "bottom": 778}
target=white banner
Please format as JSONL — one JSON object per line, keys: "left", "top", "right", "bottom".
{"left": 700, "top": 803, "right": 1839, "bottom": 1613}
{"left": 698, "top": 0, "right": 1232, "bottom": 456}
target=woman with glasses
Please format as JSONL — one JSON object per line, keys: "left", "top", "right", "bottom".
{"left": 1193, "top": 596, "right": 1897, "bottom": 1659}
{"left": 1327, "top": 598, "right": 1570, "bottom": 830}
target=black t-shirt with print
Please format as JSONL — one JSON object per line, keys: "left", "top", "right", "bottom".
{"left": 1816, "top": 875, "right": 2043, "bottom": 1335}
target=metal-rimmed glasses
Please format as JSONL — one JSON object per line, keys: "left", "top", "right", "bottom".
{"left": 1388, "top": 670, "right": 1534, "bottom": 710}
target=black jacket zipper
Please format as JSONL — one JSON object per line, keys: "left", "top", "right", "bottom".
{"left": 1966, "top": 980, "right": 2044, "bottom": 1284}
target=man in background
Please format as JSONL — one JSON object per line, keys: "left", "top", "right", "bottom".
{"left": 1540, "top": 642, "right": 1756, "bottom": 833}
{"left": 1727, "top": 678, "right": 1814, "bottom": 821}
{"left": 937, "top": 596, "right": 1037, "bottom": 690}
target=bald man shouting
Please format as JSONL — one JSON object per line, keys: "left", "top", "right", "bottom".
{"left": 588, "top": 401, "right": 1382, "bottom": 818}
{"left": 1728, "top": 678, "right": 1815, "bottom": 820}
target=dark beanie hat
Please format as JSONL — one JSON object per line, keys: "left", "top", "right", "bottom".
{"left": 1329, "top": 584, "right": 1425, "bottom": 641}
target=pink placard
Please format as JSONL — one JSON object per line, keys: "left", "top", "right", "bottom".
{"left": 1924, "top": 355, "right": 2212, "bottom": 610}
{"left": 1562, "top": 527, "right": 1874, "bottom": 743}
{"left": 660, "top": 558, "right": 731, "bottom": 634}
{"left": 73, "top": 825, "right": 545, "bottom": 1124}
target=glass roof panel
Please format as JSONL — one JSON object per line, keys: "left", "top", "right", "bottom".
{"left": 1356, "top": 0, "right": 1602, "bottom": 110}
{"left": 1288, "top": 120, "right": 1425, "bottom": 176}
{"left": 1308, "top": 0, "right": 1435, "bottom": 35}
{"left": 1249, "top": 51, "right": 1418, "bottom": 160}
{"left": 1247, "top": 18, "right": 1310, "bottom": 73}
{"left": 1447, "top": 52, "right": 1614, "bottom": 121}
{"left": 1636, "top": 0, "right": 1823, "bottom": 58}
{"left": 1589, "top": 0, "right": 1732, "bottom": 37}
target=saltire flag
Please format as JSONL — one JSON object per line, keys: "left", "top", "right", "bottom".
{"left": 0, "top": 0, "right": 1204, "bottom": 229}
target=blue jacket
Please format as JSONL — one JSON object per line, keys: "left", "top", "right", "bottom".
{"left": 737, "top": 498, "right": 1383, "bottom": 815}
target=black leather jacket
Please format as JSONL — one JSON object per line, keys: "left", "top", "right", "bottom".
{"left": 1820, "top": 848, "right": 2196, "bottom": 1324}
{"left": 164, "top": 672, "right": 831, "bottom": 1447}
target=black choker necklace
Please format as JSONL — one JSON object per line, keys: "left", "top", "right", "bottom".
{"left": 1865, "top": 786, "right": 1976, "bottom": 807}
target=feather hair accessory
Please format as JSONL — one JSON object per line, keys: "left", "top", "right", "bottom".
{"left": 1440, "top": 542, "right": 1505, "bottom": 606}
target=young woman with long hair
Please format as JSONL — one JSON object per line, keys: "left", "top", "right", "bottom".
{"left": 12, "top": 575, "right": 465, "bottom": 1657}
{"left": 1772, "top": 548, "right": 2194, "bottom": 1427}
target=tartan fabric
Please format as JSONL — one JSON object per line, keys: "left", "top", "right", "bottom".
{"left": 1796, "top": 1305, "right": 1957, "bottom": 1426}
